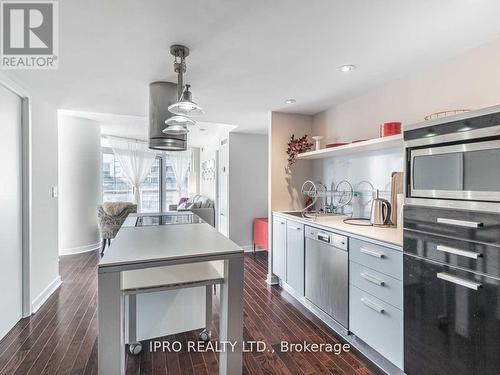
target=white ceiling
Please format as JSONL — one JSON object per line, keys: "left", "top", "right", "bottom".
{"left": 59, "top": 110, "right": 235, "bottom": 148}
{"left": 7, "top": 0, "right": 500, "bottom": 133}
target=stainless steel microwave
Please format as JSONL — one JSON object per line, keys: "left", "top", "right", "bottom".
{"left": 409, "top": 138, "right": 500, "bottom": 201}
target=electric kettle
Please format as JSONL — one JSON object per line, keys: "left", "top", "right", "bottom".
{"left": 370, "top": 190, "right": 392, "bottom": 226}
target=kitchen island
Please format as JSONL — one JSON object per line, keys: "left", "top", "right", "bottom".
{"left": 97, "top": 215, "right": 244, "bottom": 375}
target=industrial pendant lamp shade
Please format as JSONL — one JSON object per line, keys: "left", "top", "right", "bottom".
{"left": 165, "top": 115, "right": 195, "bottom": 127}
{"left": 168, "top": 85, "right": 204, "bottom": 116}
{"left": 163, "top": 115, "right": 195, "bottom": 135}
{"left": 162, "top": 124, "right": 189, "bottom": 135}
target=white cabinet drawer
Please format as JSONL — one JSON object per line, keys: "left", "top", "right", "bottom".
{"left": 350, "top": 238, "right": 403, "bottom": 280}
{"left": 350, "top": 285, "right": 403, "bottom": 369}
{"left": 349, "top": 261, "right": 402, "bottom": 309}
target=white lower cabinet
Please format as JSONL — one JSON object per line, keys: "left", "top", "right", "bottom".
{"left": 272, "top": 217, "right": 287, "bottom": 280}
{"left": 349, "top": 238, "right": 404, "bottom": 369}
{"left": 350, "top": 285, "right": 403, "bottom": 368}
{"left": 272, "top": 215, "right": 404, "bottom": 371}
{"left": 286, "top": 221, "right": 304, "bottom": 296}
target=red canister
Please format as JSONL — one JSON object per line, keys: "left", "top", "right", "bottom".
{"left": 380, "top": 122, "right": 402, "bottom": 137}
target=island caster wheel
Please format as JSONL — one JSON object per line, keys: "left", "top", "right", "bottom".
{"left": 199, "top": 329, "right": 211, "bottom": 342}
{"left": 129, "top": 342, "right": 142, "bottom": 355}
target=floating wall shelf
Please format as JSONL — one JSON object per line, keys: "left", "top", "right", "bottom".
{"left": 296, "top": 134, "right": 403, "bottom": 160}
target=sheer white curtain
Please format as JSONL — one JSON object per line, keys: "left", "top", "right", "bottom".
{"left": 168, "top": 150, "right": 192, "bottom": 200}
{"left": 106, "top": 136, "right": 157, "bottom": 210}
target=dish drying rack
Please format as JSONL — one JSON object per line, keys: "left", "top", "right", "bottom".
{"left": 301, "top": 180, "right": 353, "bottom": 219}
{"left": 300, "top": 180, "right": 388, "bottom": 220}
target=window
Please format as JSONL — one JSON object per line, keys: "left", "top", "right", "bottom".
{"left": 102, "top": 147, "right": 191, "bottom": 212}
{"left": 102, "top": 152, "right": 133, "bottom": 202}
{"left": 164, "top": 153, "right": 190, "bottom": 206}
{"left": 102, "top": 152, "right": 161, "bottom": 213}
{"left": 139, "top": 158, "right": 160, "bottom": 212}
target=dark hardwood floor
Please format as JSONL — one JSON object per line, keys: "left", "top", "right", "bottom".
{"left": 0, "top": 251, "right": 378, "bottom": 375}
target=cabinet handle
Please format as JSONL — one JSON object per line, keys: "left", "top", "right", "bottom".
{"left": 361, "top": 273, "right": 385, "bottom": 286}
{"left": 436, "top": 245, "right": 482, "bottom": 260}
{"left": 361, "top": 298, "right": 384, "bottom": 314}
{"left": 437, "top": 218, "right": 483, "bottom": 228}
{"left": 437, "top": 272, "right": 482, "bottom": 290}
{"left": 288, "top": 225, "right": 302, "bottom": 231}
{"left": 360, "top": 247, "right": 384, "bottom": 258}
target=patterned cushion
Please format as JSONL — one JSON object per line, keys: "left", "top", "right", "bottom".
{"left": 97, "top": 202, "right": 137, "bottom": 239}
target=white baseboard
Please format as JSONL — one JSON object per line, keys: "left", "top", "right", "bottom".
{"left": 59, "top": 240, "right": 102, "bottom": 256}
{"left": 31, "top": 275, "right": 62, "bottom": 314}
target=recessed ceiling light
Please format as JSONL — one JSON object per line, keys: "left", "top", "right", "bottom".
{"left": 284, "top": 98, "right": 296, "bottom": 104}
{"left": 339, "top": 64, "right": 356, "bottom": 72}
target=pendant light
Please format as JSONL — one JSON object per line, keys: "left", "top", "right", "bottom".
{"left": 168, "top": 84, "right": 204, "bottom": 116}
{"left": 162, "top": 45, "right": 203, "bottom": 136}
{"left": 163, "top": 115, "right": 195, "bottom": 134}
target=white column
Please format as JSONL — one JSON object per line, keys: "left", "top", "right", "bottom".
{"left": 58, "top": 115, "right": 102, "bottom": 255}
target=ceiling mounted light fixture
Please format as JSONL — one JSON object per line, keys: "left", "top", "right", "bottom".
{"left": 162, "top": 115, "right": 195, "bottom": 135}
{"left": 339, "top": 64, "right": 356, "bottom": 72}
{"left": 284, "top": 98, "right": 296, "bottom": 104}
{"left": 168, "top": 84, "right": 203, "bottom": 116}
{"left": 162, "top": 123, "right": 191, "bottom": 135}
{"left": 162, "top": 44, "right": 203, "bottom": 138}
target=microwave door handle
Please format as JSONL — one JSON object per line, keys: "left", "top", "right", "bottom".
{"left": 437, "top": 272, "right": 482, "bottom": 290}
{"left": 436, "top": 218, "right": 484, "bottom": 228}
{"left": 436, "top": 245, "right": 482, "bottom": 259}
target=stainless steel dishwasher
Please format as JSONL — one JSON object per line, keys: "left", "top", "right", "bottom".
{"left": 305, "top": 226, "right": 348, "bottom": 329}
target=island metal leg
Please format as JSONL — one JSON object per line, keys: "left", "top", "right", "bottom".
{"left": 219, "top": 255, "right": 244, "bottom": 375}
{"left": 98, "top": 270, "right": 124, "bottom": 375}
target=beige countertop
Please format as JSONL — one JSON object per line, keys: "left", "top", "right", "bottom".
{"left": 274, "top": 212, "right": 403, "bottom": 248}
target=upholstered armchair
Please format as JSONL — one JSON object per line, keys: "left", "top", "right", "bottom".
{"left": 97, "top": 202, "right": 137, "bottom": 253}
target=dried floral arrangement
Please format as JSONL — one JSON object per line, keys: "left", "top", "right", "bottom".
{"left": 286, "top": 134, "right": 313, "bottom": 169}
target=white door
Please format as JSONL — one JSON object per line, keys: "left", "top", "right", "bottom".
{"left": 218, "top": 139, "right": 229, "bottom": 237}
{"left": 0, "top": 84, "right": 23, "bottom": 340}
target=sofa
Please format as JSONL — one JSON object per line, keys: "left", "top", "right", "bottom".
{"left": 169, "top": 195, "right": 215, "bottom": 227}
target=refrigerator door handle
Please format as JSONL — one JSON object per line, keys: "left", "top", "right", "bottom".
{"left": 436, "top": 245, "right": 482, "bottom": 259}
{"left": 436, "top": 217, "right": 484, "bottom": 228}
{"left": 437, "top": 272, "right": 482, "bottom": 290}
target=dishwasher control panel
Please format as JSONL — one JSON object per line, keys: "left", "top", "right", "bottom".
{"left": 305, "top": 226, "right": 348, "bottom": 251}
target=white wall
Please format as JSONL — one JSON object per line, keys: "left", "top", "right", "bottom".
{"left": 269, "top": 112, "right": 314, "bottom": 212}
{"left": 227, "top": 133, "right": 268, "bottom": 249}
{"left": 199, "top": 147, "right": 217, "bottom": 200}
{"left": 313, "top": 149, "right": 403, "bottom": 218}
{"left": 267, "top": 112, "right": 314, "bottom": 282}
{"left": 313, "top": 38, "right": 500, "bottom": 144}
{"left": 0, "top": 71, "right": 61, "bottom": 313}
{"left": 58, "top": 115, "right": 102, "bottom": 255}
{"left": 29, "top": 98, "right": 61, "bottom": 308}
